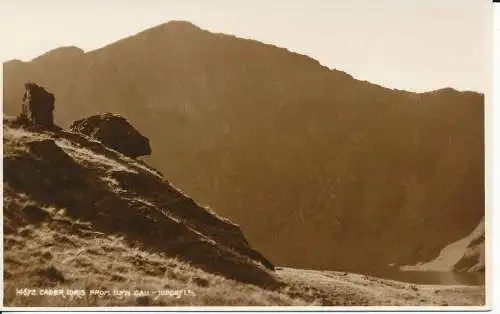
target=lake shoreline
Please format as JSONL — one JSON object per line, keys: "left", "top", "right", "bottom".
{"left": 278, "top": 267, "right": 486, "bottom": 306}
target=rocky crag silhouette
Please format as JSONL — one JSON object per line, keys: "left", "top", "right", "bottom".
{"left": 70, "top": 113, "right": 152, "bottom": 158}
{"left": 402, "top": 218, "right": 485, "bottom": 273}
{"left": 3, "top": 21, "right": 484, "bottom": 272}
{"left": 15, "top": 83, "right": 56, "bottom": 128}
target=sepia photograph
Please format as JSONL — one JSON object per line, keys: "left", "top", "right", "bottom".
{"left": 1, "top": 0, "right": 490, "bottom": 309}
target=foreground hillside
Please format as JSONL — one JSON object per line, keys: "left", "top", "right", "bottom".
{"left": 3, "top": 118, "right": 485, "bottom": 306}
{"left": 3, "top": 21, "right": 484, "bottom": 272}
{"left": 3, "top": 116, "right": 286, "bottom": 306}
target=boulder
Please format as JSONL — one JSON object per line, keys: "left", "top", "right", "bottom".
{"left": 69, "top": 113, "right": 152, "bottom": 158}
{"left": 19, "top": 83, "right": 55, "bottom": 128}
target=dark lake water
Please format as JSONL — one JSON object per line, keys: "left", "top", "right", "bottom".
{"left": 363, "top": 268, "right": 485, "bottom": 286}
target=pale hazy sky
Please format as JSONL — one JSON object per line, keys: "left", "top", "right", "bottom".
{"left": 0, "top": 0, "right": 492, "bottom": 93}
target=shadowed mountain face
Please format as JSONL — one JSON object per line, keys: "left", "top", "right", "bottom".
{"left": 401, "top": 218, "right": 485, "bottom": 273}
{"left": 3, "top": 21, "right": 484, "bottom": 272}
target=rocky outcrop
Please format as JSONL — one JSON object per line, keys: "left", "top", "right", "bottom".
{"left": 18, "top": 83, "right": 55, "bottom": 128}
{"left": 70, "top": 113, "right": 152, "bottom": 158}
{"left": 452, "top": 222, "right": 485, "bottom": 273}
{"left": 2, "top": 21, "right": 484, "bottom": 272}
{"left": 401, "top": 218, "right": 485, "bottom": 273}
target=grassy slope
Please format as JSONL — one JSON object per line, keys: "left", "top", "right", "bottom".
{"left": 3, "top": 120, "right": 485, "bottom": 306}
{"left": 278, "top": 268, "right": 485, "bottom": 307}
{"left": 4, "top": 206, "right": 305, "bottom": 306}
{"left": 2, "top": 119, "right": 301, "bottom": 306}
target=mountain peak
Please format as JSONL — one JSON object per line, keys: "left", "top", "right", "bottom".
{"left": 144, "top": 20, "right": 203, "bottom": 35}
{"left": 31, "top": 46, "right": 84, "bottom": 62}
{"left": 162, "top": 20, "right": 201, "bottom": 29}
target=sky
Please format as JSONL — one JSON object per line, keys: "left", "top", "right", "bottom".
{"left": 0, "top": 0, "right": 492, "bottom": 93}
